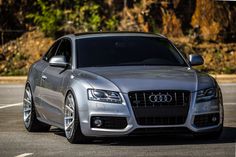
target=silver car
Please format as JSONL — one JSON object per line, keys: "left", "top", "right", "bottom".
{"left": 23, "top": 32, "right": 224, "bottom": 143}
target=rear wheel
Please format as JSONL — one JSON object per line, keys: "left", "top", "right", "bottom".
{"left": 64, "top": 92, "right": 90, "bottom": 143}
{"left": 23, "top": 84, "right": 50, "bottom": 132}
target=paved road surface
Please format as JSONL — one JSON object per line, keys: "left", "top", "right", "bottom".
{"left": 0, "top": 84, "right": 235, "bottom": 157}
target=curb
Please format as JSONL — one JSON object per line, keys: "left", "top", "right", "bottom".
{"left": 0, "top": 76, "right": 27, "bottom": 84}
{"left": 0, "top": 75, "right": 236, "bottom": 84}
{"left": 210, "top": 74, "right": 236, "bottom": 83}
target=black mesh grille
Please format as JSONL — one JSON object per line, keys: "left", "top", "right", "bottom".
{"left": 91, "top": 116, "right": 127, "bottom": 129}
{"left": 128, "top": 90, "right": 190, "bottom": 125}
{"left": 194, "top": 113, "right": 220, "bottom": 128}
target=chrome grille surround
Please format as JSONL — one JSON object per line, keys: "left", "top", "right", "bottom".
{"left": 128, "top": 90, "right": 190, "bottom": 125}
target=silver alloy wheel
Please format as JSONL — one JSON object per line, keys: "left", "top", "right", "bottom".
{"left": 23, "top": 86, "right": 32, "bottom": 128}
{"left": 64, "top": 93, "right": 75, "bottom": 139}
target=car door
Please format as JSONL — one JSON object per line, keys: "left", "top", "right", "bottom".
{"left": 40, "top": 38, "right": 72, "bottom": 126}
{"left": 35, "top": 40, "right": 62, "bottom": 118}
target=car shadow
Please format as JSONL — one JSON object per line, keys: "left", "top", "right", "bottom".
{"left": 50, "top": 127, "right": 65, "bottom": 136}
{"left": 51, "top": 126, "right": 236, "bottom": 146}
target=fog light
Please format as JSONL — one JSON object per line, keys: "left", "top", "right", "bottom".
{"left": 212, "top": 116, "right": 217, "bottom": 122}
{"left": 93, "top": 118, "right": 103, "bottom": 127}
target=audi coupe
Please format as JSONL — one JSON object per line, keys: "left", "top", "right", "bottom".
{"left": 23, "top": 32, "right": 224, "bottom": 143}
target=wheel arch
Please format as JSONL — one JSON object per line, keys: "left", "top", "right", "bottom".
{"left": 63, "top": 80, "right": 90, "bottom": 112}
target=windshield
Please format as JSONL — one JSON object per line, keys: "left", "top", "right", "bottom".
{"left": 76, "top": 36, "right": 187, "bottom": 67}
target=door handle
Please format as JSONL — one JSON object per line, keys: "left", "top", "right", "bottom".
{"left": 42, "top": 75, "right": 47, "bottom": 80}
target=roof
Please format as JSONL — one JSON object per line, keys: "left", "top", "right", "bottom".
{"left": 73, "top": 31, "right": 166, "bottom": 38}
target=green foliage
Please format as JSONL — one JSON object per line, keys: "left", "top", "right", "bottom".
{"left": 27, "top": 0, "right": 63, "bottom": 37}
{"left": 27, "top": 0, "right": 118, "bottom": 37}
{"left": 67, "top": 2, "right": 101, "bottom": 32}
{"left": 148, "top": 18, "right": 160, "bottom": 34}
{"left": 222, "top": 66, "right": 235, "bottom": 74}
{"left": 105, "top": 15, "right": 118, "bottom": 31}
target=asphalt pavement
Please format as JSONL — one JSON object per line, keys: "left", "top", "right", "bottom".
{"left": 0, "top": 84, "right": 235, "bottom": 157}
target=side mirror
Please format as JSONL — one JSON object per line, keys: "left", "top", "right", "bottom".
{"left": 49, "top": 55, "right": 69, "bottom": 68}
{"left": 189, "top": 54, "right": 204, "bottom": 66}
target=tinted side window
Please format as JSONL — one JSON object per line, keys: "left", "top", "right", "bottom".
{"left": 43, "top": 40, "right": 61, "bottom": 62}
{"left": 56, "top": 39, "right": 72, "bottom": 63}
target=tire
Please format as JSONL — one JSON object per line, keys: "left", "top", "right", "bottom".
{"left": 64, "top": 92, "right": 90, "bottom": 144}
{"left": 193, "top": 125, "right": 223, "bottom": 140}
{"left": 23, "top": 84, "right": 51, "bottom": 132}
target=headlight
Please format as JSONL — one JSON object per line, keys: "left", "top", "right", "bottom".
{"left": 87, "top": 89, "right": 122, "bottom": 104}
{"left": 194, "top": 87, "right": 220, "bottom": 113}
{"left": 194, "top": 99, "right": 219, "bottom": 113}
{"left": 196, "top": 88, "right": 217, "bottom": 103}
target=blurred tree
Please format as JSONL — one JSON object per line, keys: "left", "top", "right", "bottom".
{"left": 27, "top": 0, "right": 63, "bottom": 37}
{"left": 191, "top": 0, "right": 236, "bottom": 42}
{"left": 26, "top": 0, "right": 118, "bottom": 37}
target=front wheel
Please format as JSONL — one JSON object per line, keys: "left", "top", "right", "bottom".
{"left": 23, "top": 84, "right": 50, "bottom": 132}
{"left": 64, "top": 92, "right": 90, "bottom": 143}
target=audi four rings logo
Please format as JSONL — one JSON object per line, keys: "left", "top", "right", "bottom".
{"left": 149, "top": 93, "right": 172, "bottom": 103}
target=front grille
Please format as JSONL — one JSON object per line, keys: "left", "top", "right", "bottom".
{"left": 128, "top": 90, "right": 190, "bottom": 125}
{"left": 194, "top": 113, "right": 220, "bottom": 128}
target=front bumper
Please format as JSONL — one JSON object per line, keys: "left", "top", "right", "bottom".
{"left": 79, "top": 92, "right": 223, "bottom": 137}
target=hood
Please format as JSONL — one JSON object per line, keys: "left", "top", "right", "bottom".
{"left": 76, "top": 66, "right": 215, "bottom": 93}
